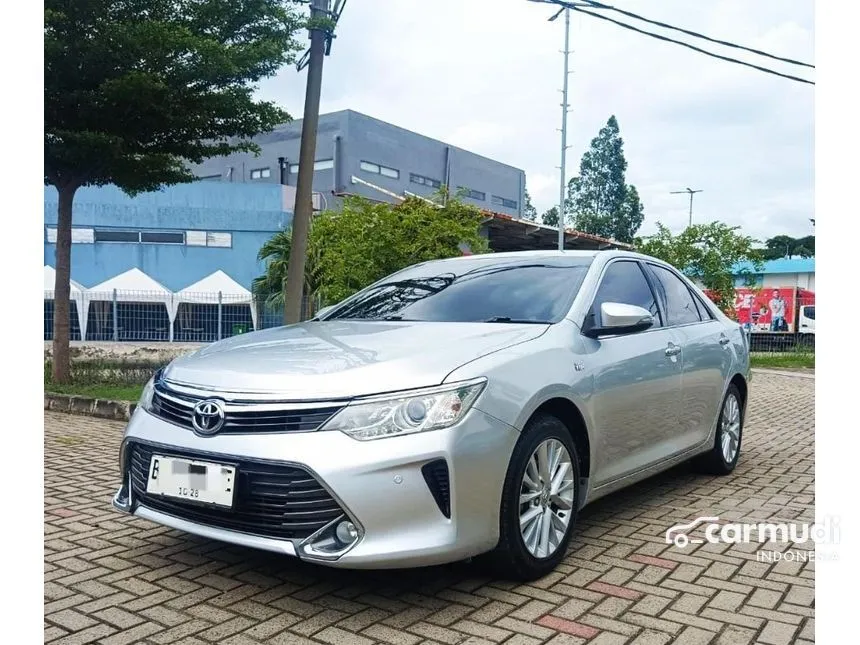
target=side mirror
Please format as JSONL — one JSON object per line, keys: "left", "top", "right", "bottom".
{"left": 314, "top": 305, "right": 335, "bottom": 320}
{"left": 584, "top": 302, "right": 654, "bottom": 338}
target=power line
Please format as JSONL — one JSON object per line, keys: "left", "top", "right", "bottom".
{"left": 577, "top": 0, "right": 813, "bottom": 69}
{"left": 532, "top": 0, "right": 814, "bottom": 85}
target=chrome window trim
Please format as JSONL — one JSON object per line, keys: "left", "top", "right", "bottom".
{"left": 578, "top": 255, "right": 719, "bottom": 338}
{"left": 644, "top": 261, "right": 720, "bottom": 326}
{"left": 579, "top": 258, "right": 665, "bottom": 336}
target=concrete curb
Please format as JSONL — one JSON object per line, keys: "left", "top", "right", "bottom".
{"left": 751, "top": 368, "right": 815, "bottom": 380}
{"left": 45, "top": 393, "right": 136, "bottom": 421}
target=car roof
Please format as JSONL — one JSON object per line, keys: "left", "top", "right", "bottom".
{"left": 412, "top": 249, "right": 651, "bottom": 267}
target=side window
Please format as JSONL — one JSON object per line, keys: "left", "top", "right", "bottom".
{"left": 692, "top": 292, "right": 715, "bottom": 320}
{"left": 805, "top": 306, "right": 815, "bottom": 320}
{"left": 592, "top": 261, "right": 661, "bottom": 327}
{"left": 649, "top": 265, "right": 702, "bottom": 326}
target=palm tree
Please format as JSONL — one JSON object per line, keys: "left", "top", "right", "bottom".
{"left": 252, "top": 228, "right": 322, "bottom": 317}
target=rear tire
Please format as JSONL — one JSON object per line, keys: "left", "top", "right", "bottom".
{"left": 694, "top": 384, "right": 743, "bottom": 475}
{"left": 478, "top": 414, "right": 581, "bottom": 581}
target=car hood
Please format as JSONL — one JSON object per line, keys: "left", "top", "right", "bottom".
{"left": 163, "top": 320, "right": 548, "bottom": 400}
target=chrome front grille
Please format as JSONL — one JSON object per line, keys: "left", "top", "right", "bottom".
{"left": 151, "top": 382, "right": 344, "bottom": 434}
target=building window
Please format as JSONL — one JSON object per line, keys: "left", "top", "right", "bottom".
{"left": 198, "top": 174, "right": 221, "bottom": 181}
{"left": 141, "top": 231, "right": 185, "bottom": 244}
{"left": 457, "top": 186, "right": 486, "bottom": 201}
{"left": 206, "top": 232, "right": 232, "bottom": 248}
{"left": 410, "top": 173, "right": 442, "bottom": 189}
{"left": 289, "top": 159, "right": 334, "bottom": 174}
{"left": 491, "top": 195, "right": 518, "bottom": 209}
{"left": 186, "top": 231, "right": 207, "bottom": 246}
{"left": 186, "top": 231, "right": 233, "bottom": 248}
{"left": 94, "top": 230, "right": 140, "bottom": 243}
{"left": 250, "top": 167, "right": 271, "bottom": 180}
{"left": 360, "top": 160, "right": 399, "bottom": 179}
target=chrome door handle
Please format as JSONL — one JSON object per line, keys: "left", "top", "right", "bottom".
{"left": 665, "top": 344, "right": 681, "bottom": 357}
{"left": 719, "top": 335, "right": 730, "bottom": 346}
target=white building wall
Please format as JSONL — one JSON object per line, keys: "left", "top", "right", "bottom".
{"left": 761, "top": 272, "right": 815, "bottom": 289}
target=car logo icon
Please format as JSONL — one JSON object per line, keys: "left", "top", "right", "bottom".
{"left": 192, "top": 399, "right": 225, "bottom": 435}
{"left": 665, "top": 516, "right": 720, "bottom": 548}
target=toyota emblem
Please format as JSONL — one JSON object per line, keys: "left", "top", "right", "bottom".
{"left": 192, "top": 399, "right": 225, "bottom": 435}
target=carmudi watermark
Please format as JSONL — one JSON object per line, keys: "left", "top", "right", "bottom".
{"left": 665, "top": 515, "right": 839, "bottom": 561}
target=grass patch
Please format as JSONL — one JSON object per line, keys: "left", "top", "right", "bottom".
{"left": 45, "top": 382, "right": 144, "bottom": 402}
{"left": 750, "top": 353, "right": 815, "bottom": 370}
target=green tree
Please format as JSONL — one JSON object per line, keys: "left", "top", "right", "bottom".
{"left": 45, "top": 0, "right": 303, "bottom": 382}
{"left": 541, "top": 206, "right": 560, "bottom": 227}
{"left": 636, "top": 222, "right": 764, "bottom": 312}
{"left": 763, "top": 234, "right": 815, "bottom": 260}
{"left": 565, "top": 115, "right": 644, "bottom": 243}
{"left": 615, "top": 185, "right": 645, "bottom": 243}
{"left": 522, "top": 188, "right": 538, "bottom": 221}
{"left": 275, "top": 195, "right": 490, "bottom": 306}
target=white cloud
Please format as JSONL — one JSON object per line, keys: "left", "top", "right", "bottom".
{"left": 257, "top": 0, "right": 814, "bottom": 241}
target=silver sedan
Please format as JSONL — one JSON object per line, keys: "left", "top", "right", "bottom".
{"left": 113, "top": 250, "right": 750, "bottom": 580}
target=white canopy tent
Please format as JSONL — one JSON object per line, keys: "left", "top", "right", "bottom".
{"left": 44, "top": 265, "right": 89, "bottom": 340}
{"left": 176, "top": 270, "right": 258, "bottom": 335}
{"left": 87, "top": 268, "right": 178, "bottom": 341}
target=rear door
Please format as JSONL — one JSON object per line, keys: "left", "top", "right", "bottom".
{"left": 585, "top": 260, "right": 684, "bottom": 485}
{"left": 645, "top": 264, "right": 732, "bottom": 451}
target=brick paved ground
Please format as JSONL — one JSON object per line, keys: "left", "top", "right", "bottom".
{"left": 45, "top": 374, "right": 815, "bottom": 645}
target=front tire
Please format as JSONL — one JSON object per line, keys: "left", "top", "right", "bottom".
{"left": 694, "top": 384, "right": 744, "bottom": 475}
{"left": 479, "top": 414, "right": 581, "bottom": 581}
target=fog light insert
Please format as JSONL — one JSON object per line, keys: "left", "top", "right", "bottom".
{"left": 300, "top": 515, "right": 363, "bottom": 560}
{"left": 336, "top": 520, "right": 358, "bottom": 543}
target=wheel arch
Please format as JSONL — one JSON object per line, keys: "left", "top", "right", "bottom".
{"left": 522, "top": 394, "right": 593, "bottom": 508}
{"left": 729, "top": 372, "right": 749, "bottom": 413}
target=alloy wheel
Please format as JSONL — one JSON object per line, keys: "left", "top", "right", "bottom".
{"left": 518, "top": 438, "right": 575, "bottom": 559}
{"left": 721, "top": 393, "right": 741, "bottom": 463}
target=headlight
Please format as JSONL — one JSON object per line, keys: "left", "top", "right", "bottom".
{"left": 137, "top": 370, "right": 160, "bottom": 413}
{"left": 322, "top": 378, "right": 487, "bottom": 441}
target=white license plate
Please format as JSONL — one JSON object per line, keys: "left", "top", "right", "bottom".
{"left": 146, "top": 455, "right": 236, "bottom": 507}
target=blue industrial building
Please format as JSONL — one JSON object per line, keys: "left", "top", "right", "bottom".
{"left": 43, "top": 110, "right": 627, "bottom": 342}
{"left": 44, "top": 182, "right": 292, "bottom": 290}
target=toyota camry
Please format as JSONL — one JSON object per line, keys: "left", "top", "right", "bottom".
{"left": 113, "top": 250, "right": 750, "bottom": 580}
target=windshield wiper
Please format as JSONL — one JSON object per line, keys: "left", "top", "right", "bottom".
{"left": 482, "top": 316, "right": 551, "bottom": 324}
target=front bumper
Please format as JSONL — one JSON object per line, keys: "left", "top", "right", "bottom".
{"left": 114, "top": 405, "right": 519, "bottom": 569}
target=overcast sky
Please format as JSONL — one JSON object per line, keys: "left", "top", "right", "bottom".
{"left": 256, "top": 0, "right": 814, "bottom": 242}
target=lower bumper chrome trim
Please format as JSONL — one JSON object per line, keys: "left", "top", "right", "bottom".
{"left": 134, "top": 505, "right": 299, "bottom": 557}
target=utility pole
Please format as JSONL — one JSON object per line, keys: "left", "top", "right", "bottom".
{"left": 552, "top": 6, "right": 571, "bottom": 251}
{"left": 670, "top": 187, "right": 703, "bottom": 228}
{"left": 283, "top": 0, "right": 338, "bottom": 324}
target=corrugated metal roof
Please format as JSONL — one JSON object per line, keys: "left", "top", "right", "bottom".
{"left": 733, "top": 257, "right": 815, "bottom": 275}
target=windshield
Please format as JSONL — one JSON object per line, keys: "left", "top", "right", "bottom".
{"left": 323, "top": 259, "right": 593, "bottom": 324}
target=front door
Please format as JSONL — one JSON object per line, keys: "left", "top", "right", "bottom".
{"left": 585, "top": 260, "right": 684, "bottom": 486}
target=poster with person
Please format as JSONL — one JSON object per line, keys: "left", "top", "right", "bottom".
{"left": 731, "top": 287, "right": 796, "bottom": 332}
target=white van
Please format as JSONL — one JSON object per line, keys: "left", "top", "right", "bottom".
{"left": 798, "top": 304, "right": 815, "bottom": 336}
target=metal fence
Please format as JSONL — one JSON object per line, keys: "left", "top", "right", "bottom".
{"left": 44, "top": 290, "right": 321, "bottom": 343}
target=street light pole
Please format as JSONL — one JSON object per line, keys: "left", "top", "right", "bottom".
{"left": 670, "top": 187, "right": 703, "bottom": 228}
{"left": 554, "top": 7, "right": 571, "bottom": 251}
{"left": 283, "top": 0, "right": 333, "bottom": 325}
